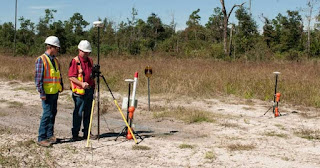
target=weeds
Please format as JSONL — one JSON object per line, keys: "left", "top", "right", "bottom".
{"left": 204, "top": 151, "right": 216, "bottom": 160}
{"left": 244, "top": 118, "right": 250, "bottom": 124}
{"left": 1, "top": 55, "right": 320, "bottom": 107}
{"left": 242, "top": 106, "right": 255, "bottom": 111}
{"left": 274, "top": 124, "right": 286, "bottom": 130}
{"left": 16, "top": 140, "right": 35, "bottom": 148}
{"left": 0, "top": 99, "right": 7, "bottom": 103}
{"left": 0, "top": 154, "right": 20, "bottom": 167}
{"left": 294, "top": 128, "right": 320, "bottom": 140}
{"left": 0, "top": 139, "right": 55, "bottom": 167}
{"left": 220, "top": 120, "right": 239, "bottom": 128}
{"left": 8, "top": 101, "right": 23, "bottom": 108}
{"left": 0, "top": 111, "right": 7, "bottom": 117}
{"left": 264, "top": 131, "right": 288, "bottom": 138}
{"left": 132, "top": 145, "right": 151, "bottom": 150}
{"left": 227, "top": 143, "right": 256, "bottom": 151}
{"left": 178, "top": 143, "right": 195, "bottom": 149}
{"left": 64, "top": 145, "right": 78, "bottom": 154}
{"left": 12, "top": 86, "right": 35, "bottom": 92}
{"left": 0, "top": 127, "right": 11, "bottom": 134}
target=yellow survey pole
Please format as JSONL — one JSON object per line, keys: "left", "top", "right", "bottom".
{"left": 86, "top": 100, "right": 95, "bottom": 148}
{"left": 114, "top": 100, "right": 138, "bottom": 144}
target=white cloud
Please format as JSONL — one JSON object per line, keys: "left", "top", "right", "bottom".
{"left": 28, "top": 4, "right": 68, "bottom": 10}
{"left": 29, "top": 6, "right": 55, "bottom": 10}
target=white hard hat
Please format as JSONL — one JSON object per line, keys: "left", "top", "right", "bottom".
{"left": 78, "top": 40, "right": 92, "bottom": 52}
{"left": 45, "top": 36, "right": 60, "bottom": 48}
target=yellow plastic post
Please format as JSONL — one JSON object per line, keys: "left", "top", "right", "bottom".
{"left": 86, "top": 100, "right": 95, "bottom": 148}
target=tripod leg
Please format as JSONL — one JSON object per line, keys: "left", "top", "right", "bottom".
{"left": 263, "top": 106, "right": 272, "bottom": 115}
{"left": 115, "top": 126, "right": 127, "bottom": 141}
{"left": 134, "top": 130, "right": 143, "bottom": 140}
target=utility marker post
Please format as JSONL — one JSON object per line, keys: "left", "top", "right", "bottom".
{"left": 145, "top": 66, "right": 152, "bottom": 111}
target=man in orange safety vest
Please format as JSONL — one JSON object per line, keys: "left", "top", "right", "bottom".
{"left": 68, "top": 40, "right": 97, "bottom": 141}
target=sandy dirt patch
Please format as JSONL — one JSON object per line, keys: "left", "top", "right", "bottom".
{"left": 0, "top": 79, "right": 320, "bottom": 167}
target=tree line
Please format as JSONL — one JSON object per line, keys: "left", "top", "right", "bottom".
{"left": 1, "top": 6, "right": 320, "bottom": 60}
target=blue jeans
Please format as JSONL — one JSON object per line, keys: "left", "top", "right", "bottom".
{"left": 72, "top": 88, "right": 94, "bottom": 137}
{"left": 38, "top": 93, "right": 58, "bottom": 142}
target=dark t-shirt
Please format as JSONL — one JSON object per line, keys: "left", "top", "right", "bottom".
{"left": 68, "top": 56, "right": 95, "bottom": 87}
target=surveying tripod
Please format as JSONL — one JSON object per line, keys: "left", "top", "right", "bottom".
{"left": 264, "top": 72, "right": 281, "bottom": 117}
{"left": 115, "top": 79, "right": 143, "bottom": 141}
{"left": 89, "top": 21, "right": 138, "bottom": 144}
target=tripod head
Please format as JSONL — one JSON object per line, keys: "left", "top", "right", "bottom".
{"left": 90, "top": 64, "right": 101, "bottom": 78}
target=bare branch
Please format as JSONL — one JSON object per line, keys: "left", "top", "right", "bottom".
{"left": 228, "top": 2, "right": 246, "bottom": 19}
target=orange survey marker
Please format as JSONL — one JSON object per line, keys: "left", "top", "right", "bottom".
{"left": 274, "top": 107, "right": 279, "bottom": 117}
{"left": 126, "top": 129, "right": 133, "bottom": 139}
{"left": 274, "top": 93, "right": 281, "bottom": 117}
{"left": 129, "top": 106, "right": 135, "bottom": 119}
{"left": 276, "top": 93, "right": 281, "bottom": 102}
{"left": 127, "top": 106, "right": 135, "bottom": 140}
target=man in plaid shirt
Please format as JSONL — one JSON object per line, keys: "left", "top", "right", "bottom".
{"left": 35, "top": 36, "right": 63, "bottom": 147}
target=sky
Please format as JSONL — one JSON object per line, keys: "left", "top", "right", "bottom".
{"left": 0, "top": 0, "right": 313, "bottom": 31}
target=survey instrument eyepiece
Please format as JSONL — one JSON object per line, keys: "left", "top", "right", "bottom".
{"left": 93, "top": 21, "right": 103, "bottom": 28}
{"left": 90, "top": 64, "right": 101, "bottom": 78}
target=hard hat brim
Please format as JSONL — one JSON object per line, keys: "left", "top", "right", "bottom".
{"left": 45, "top": 43, "right": 60, "bottom": 48}
{"left": 79, "top": 49, "right": 92, "bottom": 53}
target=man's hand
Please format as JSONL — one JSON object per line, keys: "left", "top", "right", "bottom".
{"left": 82, "top": 82, "right": 89, "bottom": 89}
{"left": 41, "top": 96, "right": 46, "bottom": 100}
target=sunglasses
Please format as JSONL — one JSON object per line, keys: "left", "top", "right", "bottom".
{"left": 80, "top": 50, "right": 91, "bottom": 54}
{"left": 50, "top": 45, "right": 60, "bottom": 50}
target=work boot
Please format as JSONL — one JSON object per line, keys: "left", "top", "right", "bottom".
{"left": 84, "top": 133, "right": 98, "bottom": 140}
{"left": 37, "top": 140, "right": 52, "bottom": 148}
{"left": 48, "top": 136, "right": 57, "bottom": 144}
{"left": 71, "top": 136, "right": 83, "bottom": 142}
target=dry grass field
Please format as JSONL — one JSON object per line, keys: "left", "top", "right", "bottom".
{"left": 0, "top": 54, "right": 320, "bottom": 167}
{"left": 1, "top": 54, "right": 320, "bottom": 107}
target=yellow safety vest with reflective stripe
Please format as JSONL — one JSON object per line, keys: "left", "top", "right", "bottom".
{"left": 38, "top": 54, "right": 62, "bottom": 94}
{"left": 70, "top": 56, "right": 93, "bottom": 95}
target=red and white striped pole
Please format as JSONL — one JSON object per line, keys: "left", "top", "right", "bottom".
{"left": 127, "top": 72, "right": 138, "bottom": 139}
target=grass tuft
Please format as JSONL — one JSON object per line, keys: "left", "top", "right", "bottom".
{"left": 132, "top": 145, "right": 151, "bottom": 150}
{"left": 178, "top": 143, "right": 195, "bottom": 149}
{"left": 294, "top": 128, "right": 320, "bottom": 140}
{"left": 220, "top": 120, "right": 239, "bottom": 128}
{"left": 264, "top": 131, "right": 288, "bottom": 138}
{"left": 227, "top": 143, "right": 256, "bottom": 151}
{"left": 0, "top": 154, "right": 20, "bottom": 167}
{"left": 8, "top": 101, "right": 23, "bottom": 108}
{"left": 204, "top": 151, "right": 216, "bottom": 160}
{"left": 16, "top": 140, "right": 35, "bottom": 148}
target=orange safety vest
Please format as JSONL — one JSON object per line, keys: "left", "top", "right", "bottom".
{"left": 38, "top": 54, "right": 62, "bottom": 94}
{"left": 70, "top": 56, "right": 93, "bottom": 95}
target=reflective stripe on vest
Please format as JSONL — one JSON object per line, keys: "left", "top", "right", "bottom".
{"left": 70, "top": 56, "right": 93, "bottom": 95}
{"left": 38, "top": 54, "right": 62, "bottom": 94}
